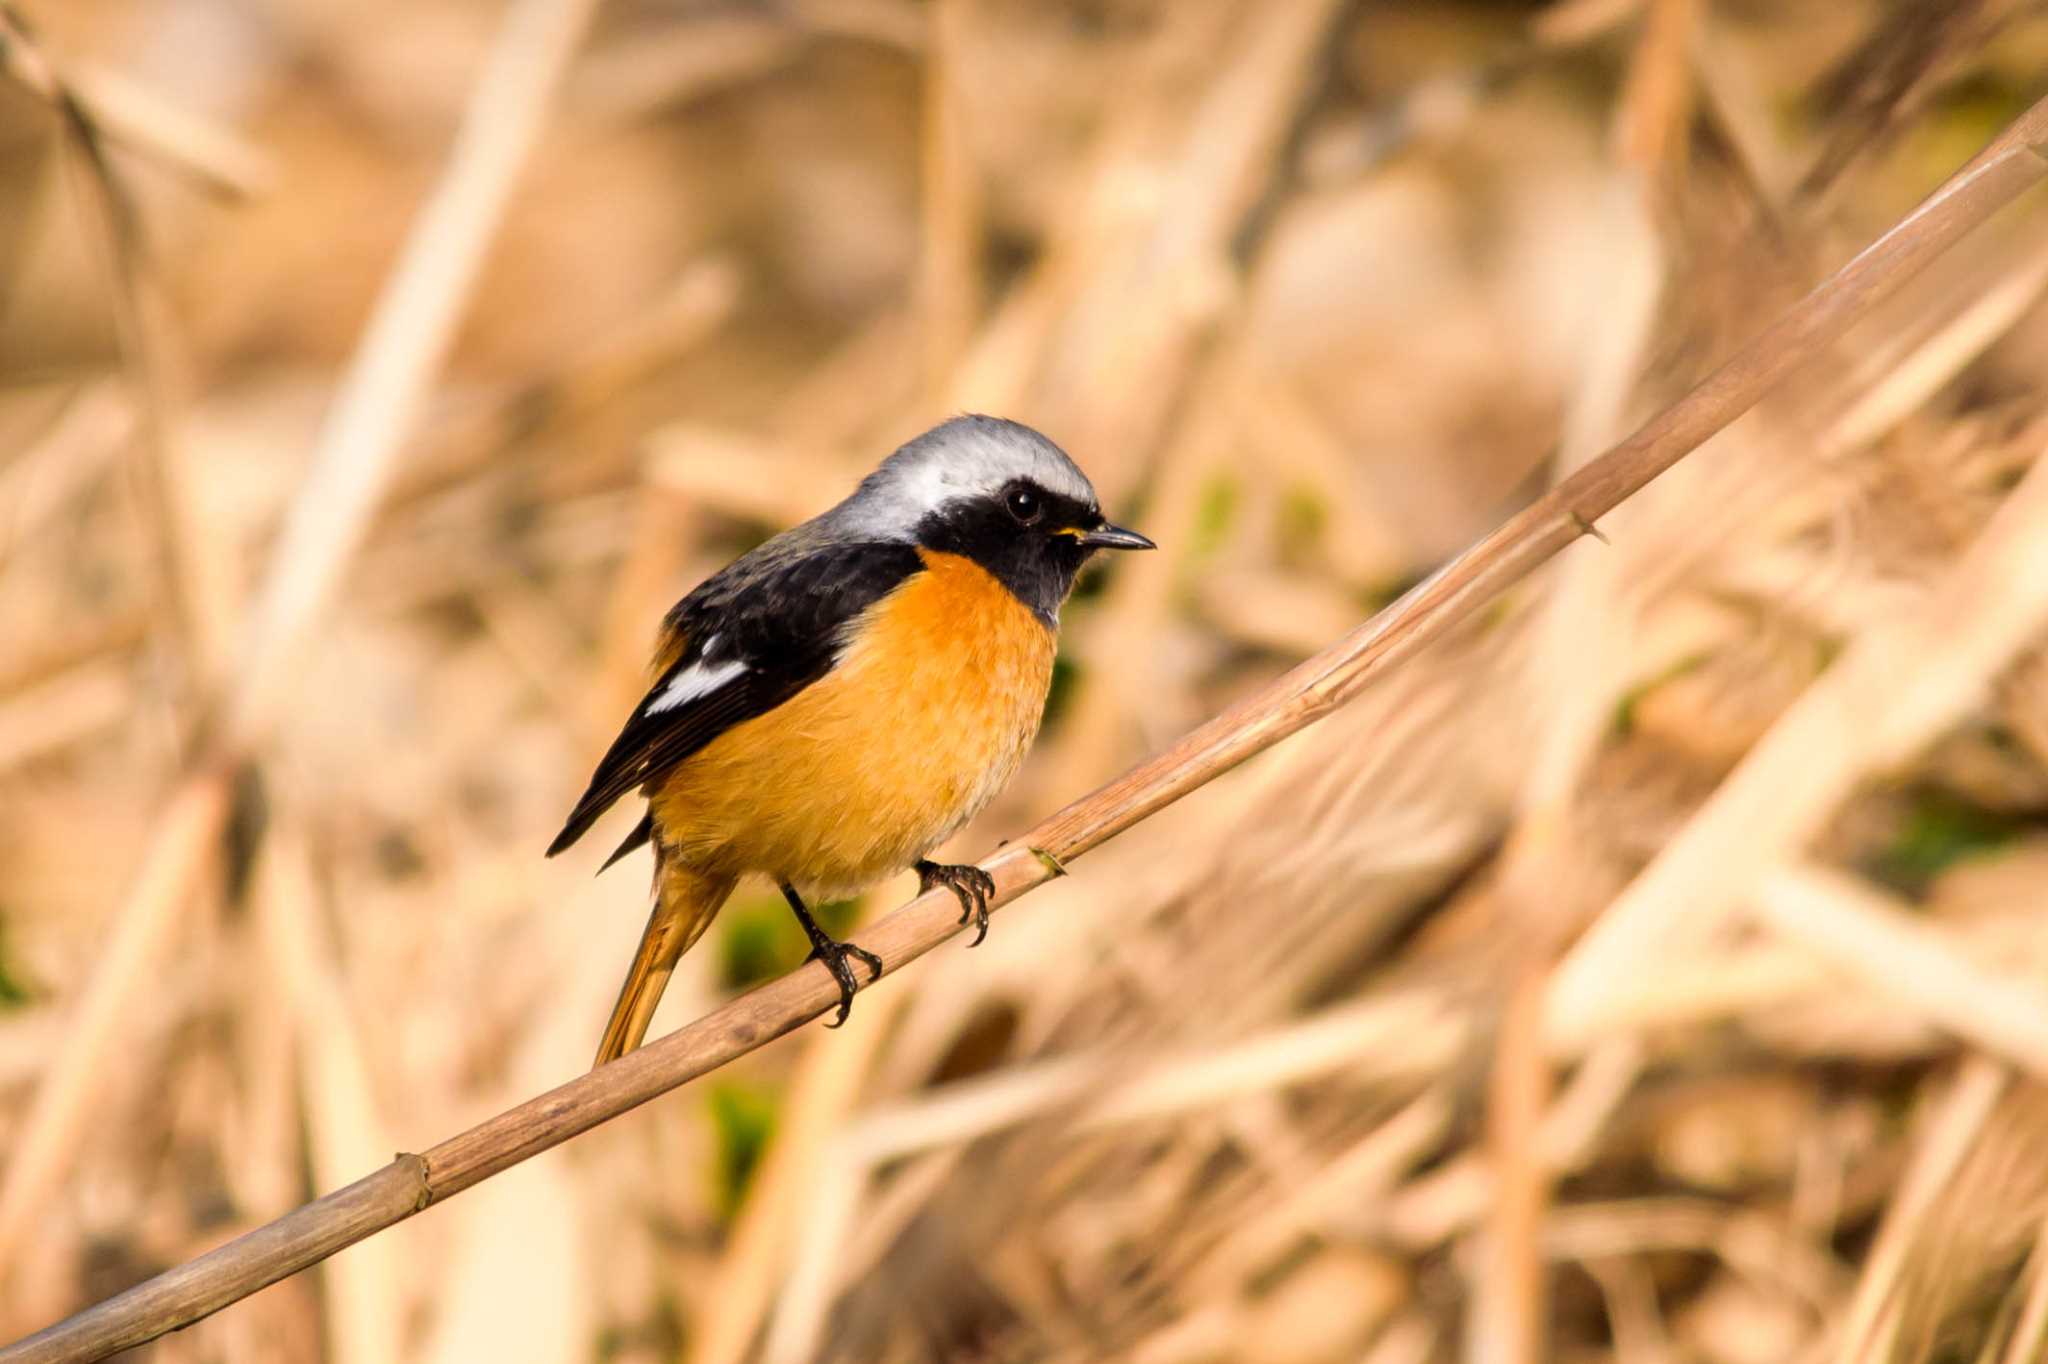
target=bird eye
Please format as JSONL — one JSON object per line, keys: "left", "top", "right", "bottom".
{"left": 1005, "top": 486, "right": 1043, "bottom": 525}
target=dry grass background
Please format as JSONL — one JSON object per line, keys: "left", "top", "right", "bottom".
{"left": 6, "top": 0, "right": 2048, "bottom": 1361}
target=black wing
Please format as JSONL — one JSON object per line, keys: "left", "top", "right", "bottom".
{"left": 546, "top": 538, "right": 923, "bottom": 859}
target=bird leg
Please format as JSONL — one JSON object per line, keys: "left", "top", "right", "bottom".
{"left": 915, "top": 860, "right": 997, "bottom": 946}
{"left": 781, "top": 882, "right": 882, "bottom": 1028}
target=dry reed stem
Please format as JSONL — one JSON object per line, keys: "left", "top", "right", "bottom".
{"left": 567, "top": 15, "right": 803, "bottom": 124}
{"left": 1752, "top": 865, "right": 2048, "bottom": 1077}
{"left": 1552, "top": 938, "right": 1843, "bottom": 1046}
{"left": 0, "top": 382, "right": 131, "bottom": 567}
{"left": 1835, "top": 1058, "right": 2011, "bottom": 1364}
{"left": 0, "top": 661, "right": 128, "bottom": 772}
{"left": 1691, "top": 6, "right": 1801, "bottom": 208}
{"left": 102, "top": 191, "right": 238, "bottom": 697}
{"left": 1365, "top": 1316, "right": 1441, "bottom": 1364}
{"left": 59, "top": 61, "right": 274, "bottom": 198}
{"left": 1613, "top": 0, "right": 1697, "bottom": 186}
{"left": 1037, "top": 344, "right": 1229, "bottom": 788}
{"left": 252, "top": 828, "right": 404, "bottom": 1364}
{"left": 1549, "top": 406, "right": 2048, "bottom": 1042}
{"left": 385, "top": 255, "right": 743, "bottom": 510}
{"left": 1541, "top": 1201, "right": 1842, "bottom": 1305}
{"left": 7, "top": 0, "right": 235, "bottom": 698}
{"left": 1997, "top": 1213, "right": 2048, "bottom": 1364}
{"left": 979, "top": 0, "right": 1310, "bottom": 514}
{"left": 684, "top": 985, "right": 906, "bottom": 1364}
{"left": 0, "top": 772, "right": 232, "bottom": 1268}
{"left": 1466, "top": 160, "right": 1661, "bottom": 1364}
{"left": 1582, "top": 1257, "right": 1673, "bottom": 1364}
{"left": 1826, "top": 230, "right": 2048, "bottom": 454}
{"left": 916, "top": 0, "right": 979, "bottom": 404}
{"left": 761, "top": 998, "right": 1462, "bottom": 1364}
{"left": 0, "top": 4, "right": 272, "bottom": 198}
{"left": 757, "top": 1146, "right": 865, "bottom": 1364}
{"left": 767, "top": 991, "right": 1462, "bottom": 1174}
{"left": 1533, "top": 0, "right": 1647, "bottom": 48}
{"left": 1193, "top": 1088, "right": 1455, "bottom": 1294}
{"left": 11, "top": 79, "right": 2048, "bottom": 1364}
{"left": 1027, "top": 0, "right": 1341, "bottom": 785}
{"left": 224, "top": 0, "right": 602, "bottom": 746}
{"left": 1474, "top": 960, "right": 1554, "bottom": 1364}
{"left": 0, "top": 0, "right": 600, "bottom": 1320}
{"left": 1039, "top": 94, "right": 2048, "bottom": 867}
{"left": 1375, "top": 1043, "right": 1647, "bottom": 1255}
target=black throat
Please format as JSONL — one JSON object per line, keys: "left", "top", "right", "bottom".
{"left": 913, "top": 494, "right": 1096, "bottom": 626}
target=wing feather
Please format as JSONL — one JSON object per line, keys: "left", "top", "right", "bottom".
{"left": 546, "top": 538, "right": 923, "bottom": 859}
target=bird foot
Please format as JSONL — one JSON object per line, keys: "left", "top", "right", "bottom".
{"left": 781, "top": 881, "right": 882, "bottom": 1027}
{"left": 916, "top": 860, "right": 997, "bottom": 946}
{"left": 803, "top": 935, "right": 883, "bottom": 1028}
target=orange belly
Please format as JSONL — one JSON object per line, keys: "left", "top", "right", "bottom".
{"left": 649, "top": 550, "right": 1056, "bottom": 898}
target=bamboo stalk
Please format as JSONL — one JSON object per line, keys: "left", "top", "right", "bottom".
{"left": 9, "top": 83, "right": 2048, "bottom": 1364}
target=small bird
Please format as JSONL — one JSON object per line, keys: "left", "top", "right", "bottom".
{"left": 550, "top": 415, "right": 1154, "bottom": 1066}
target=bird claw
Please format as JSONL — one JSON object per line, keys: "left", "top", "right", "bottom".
{"left": 782, "top": 881, "right": 881, "bottom": 1028}
{"left": 805, "top": 937, "right": 883, "bottom": 1028}
{"left": 916, "top": 860, "right": 997, "bottom": 947}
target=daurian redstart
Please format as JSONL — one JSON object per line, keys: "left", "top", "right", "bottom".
{"left": 549, "top": 415, "right": 1153, "bottom": 1066}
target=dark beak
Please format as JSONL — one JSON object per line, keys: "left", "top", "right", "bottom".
{"left": 1075, "top": 522, "right": 1156, "bottom": 551}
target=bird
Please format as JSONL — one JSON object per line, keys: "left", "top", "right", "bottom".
{"left": 549, "top": 414, "right": 1155, "bottom": 1067}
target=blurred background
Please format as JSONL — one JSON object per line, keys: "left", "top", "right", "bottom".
{"left": 6, "top": 0, "right": 2048, "bottom": 1360}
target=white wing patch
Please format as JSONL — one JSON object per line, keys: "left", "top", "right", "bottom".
{"left": 645, "top": 643, "right": 747, "bottom": 715}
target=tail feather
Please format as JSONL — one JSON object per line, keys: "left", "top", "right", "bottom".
{"left": 594, "top": 861, "right": 736, "bottom": 1068}
{"left": 597, "top": 812, "right": 655, "bottom": 874}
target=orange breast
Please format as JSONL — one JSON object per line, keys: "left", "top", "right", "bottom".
{"left": 650, "top": 550, "right": 1056, "bottom": 898}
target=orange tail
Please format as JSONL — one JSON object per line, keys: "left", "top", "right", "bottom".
{"left": 594, "top": 861, "right": 736, "bottom": 1068}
